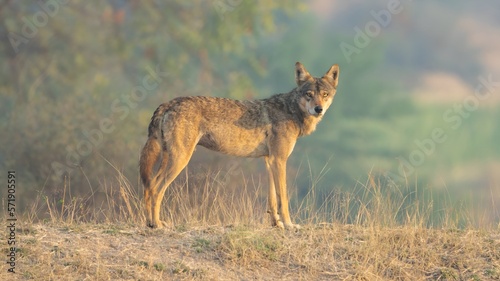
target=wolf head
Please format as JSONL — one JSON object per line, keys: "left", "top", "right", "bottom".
{"left": 295, "top": 62, "right": 339, "bottom": 117}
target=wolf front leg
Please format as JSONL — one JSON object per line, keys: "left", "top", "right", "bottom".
{"left": 267, "top": 155, "right": 300, "bottom": 230}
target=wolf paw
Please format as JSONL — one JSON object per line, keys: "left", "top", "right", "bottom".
{"left": 274, "top": 221, "right": 300, "bottom": 231}
{"left": 284, "top": 223, "right": 301, "bottom": 231}
{"left": 147, "top": 220, "right": 168, "bottom": 229}
{"left": 275, "top": 221, "right": 285, "bottom": 229}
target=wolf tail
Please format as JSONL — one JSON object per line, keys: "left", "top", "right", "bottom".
{"left": 139, "top": 103, "right": 169, "bottom": 187}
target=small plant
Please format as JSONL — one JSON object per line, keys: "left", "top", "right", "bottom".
{"left": 137, "top": 261, "right": 149, "bottom": 268}
{"left": 153, "top": 263, "right": 166, "bottom": 272}
{"left": 484, "top": 268, "right": 500, "bottom": 279}
{"left": 171, "top": 260, "right": 190, "bottom": 274}
{"left": 102, "top": 228, "right": 120, "bottom": 235}
{"left": 218, "top": 228, "right": 284, "bottom": 265}
{"left": 192, "top": 238, "right": 211, "bottom": 253}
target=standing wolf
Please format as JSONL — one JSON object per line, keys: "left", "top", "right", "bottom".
{"left": 140, "top": 62, "right": 340, "bottom": 229}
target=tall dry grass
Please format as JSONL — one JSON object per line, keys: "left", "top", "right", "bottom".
{"left": 20, "top": 159, "right": 495, "bottom": 231}
{"left": 23, "top": 164, "right": 269, "bottom": 228}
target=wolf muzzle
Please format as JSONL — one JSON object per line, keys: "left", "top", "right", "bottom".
{"left": 314, "top": 106, "right": 323, "bottom": 114}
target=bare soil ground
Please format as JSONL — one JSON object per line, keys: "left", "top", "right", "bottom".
{"left": 3, "top": 222, "right": 500, "bottom": 280}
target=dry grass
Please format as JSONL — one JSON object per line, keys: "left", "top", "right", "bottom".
{"left": 2, "top": 169, "right": 500, "bottom": 280}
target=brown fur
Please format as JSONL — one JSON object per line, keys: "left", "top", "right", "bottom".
{"left": 139, "top": 62, "right": 340, "bottom": 229}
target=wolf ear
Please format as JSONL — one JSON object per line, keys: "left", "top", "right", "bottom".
{"left": 324, "top": 64, "right": 340, "bottom": 88}
{"left": 295, "top": 62, "right": 312, "bottom": 86}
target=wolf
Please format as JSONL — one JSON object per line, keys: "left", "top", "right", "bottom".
{"left": 139, "top": 62, "right": 340, "bottom": 229}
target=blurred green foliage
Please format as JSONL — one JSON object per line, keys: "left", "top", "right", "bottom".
{"left": 0, "top": 1, "right": 498, "bottom": 224}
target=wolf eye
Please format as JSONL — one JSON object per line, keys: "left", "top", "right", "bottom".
{"left": 305, "top": 91, "right": 313, "bottom": 98}
{"left": 322, "top": 92, "right": 329, "bottom": 98}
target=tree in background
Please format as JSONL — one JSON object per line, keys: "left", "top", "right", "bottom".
{"left": 0, "top": 0, "right": 298, "bottom": 211}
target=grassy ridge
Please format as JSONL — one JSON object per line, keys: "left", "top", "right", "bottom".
{"left": 4, "top": 223, "right": 499, "bottom": 280}
{"left": 2, "top": 171, "right": 499, "bottom": 280}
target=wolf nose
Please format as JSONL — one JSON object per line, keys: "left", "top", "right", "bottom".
{"left": 314, "top": 106, "right": 323, "bottom": 114}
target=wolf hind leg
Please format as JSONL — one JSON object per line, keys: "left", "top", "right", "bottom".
{"left": 140, "top": 137, "right": 162, "bottom": 227}
{"left": 149, "top": 142, "right": 197, "bottom": 229}
{"left": 147, "top": 151, "right": 170, "bottom": 228}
